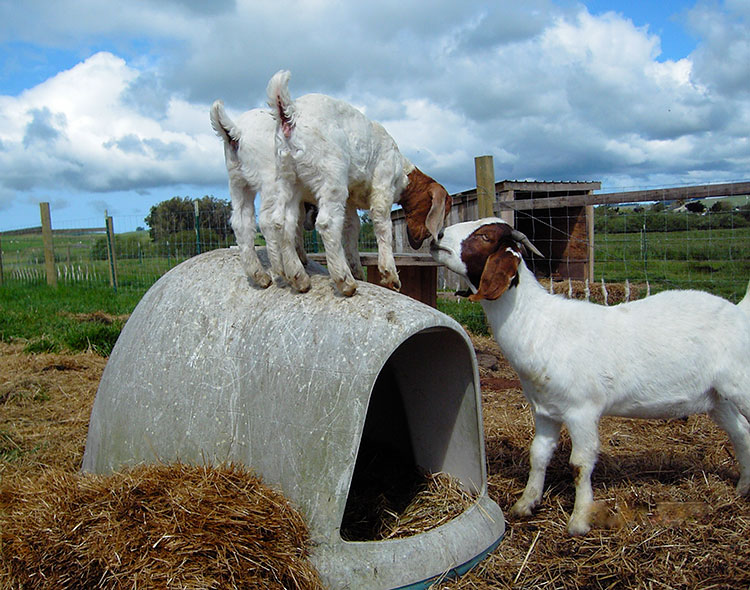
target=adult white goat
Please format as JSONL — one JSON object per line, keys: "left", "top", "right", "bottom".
{"left": 268, "top": 70, "right": 451, "bottom": 296}
{"left": 210, "top": 101, "right": 345, "bottom": 289}
{"left": 430, "top": 217, "right": 750, "bottom": 535}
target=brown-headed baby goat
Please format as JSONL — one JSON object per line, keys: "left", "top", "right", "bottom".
{"left": 268, "top": 70, "right": 451, "bottom": 296}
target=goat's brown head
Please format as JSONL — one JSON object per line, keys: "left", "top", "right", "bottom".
{"left": 429, "top": 218, "right": 542, "bottom": 301}
{"left": 399, "top": 168, "right": 451, "bottom": 249}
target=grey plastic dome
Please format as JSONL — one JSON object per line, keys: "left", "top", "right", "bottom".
{"left": 82, "top": 248, "right": 505, "bottom": 589}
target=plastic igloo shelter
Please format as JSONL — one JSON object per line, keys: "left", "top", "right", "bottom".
{"left": 82, "top": 248, "right": 505, "bottom": 589}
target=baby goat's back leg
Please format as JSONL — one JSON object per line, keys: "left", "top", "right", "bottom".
{"left": 315, "top": 186, "right": 357, "bottom": 296}
{"left": 280, "top": 195, "right": 311, "bottom": 292}
{"left": 511, "top": 413, "right": 561, "bottom": 518}
{"left": 257, "top": 185, "right": 286, "bottom": 282}
{"left": 343, "top": 202, "right": 364, "bottom": 280}
{"left": 229, "top": 178, "right": 272, "bottom": 288}
{"left": 710, "top": 395, "right": 750, "bottom": 495}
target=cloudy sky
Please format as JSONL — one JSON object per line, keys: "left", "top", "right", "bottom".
{"left": 1, "top": 0, "right": 749, "bottom": 232}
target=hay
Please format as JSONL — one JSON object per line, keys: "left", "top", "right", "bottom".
{"left": 59, "top": 311, "right": 130, "bottom": 325}
{"left": 0, "top": 342, "right": 105, "bottom": 480}
{"left": 341, "top": 464, "right": 477, "bottom": 542}
{"left": 1, "top": 463, "right": 323, "bottom": 590}
{"left": 5, "top": 340, "right": 750, "bottom": 589}
{"left": 538, "top": 279, "right": 645, "bottom": 305}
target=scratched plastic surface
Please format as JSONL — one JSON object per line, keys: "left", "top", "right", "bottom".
{"left": 82, "top": 248, "right": 505, "bottom": 590}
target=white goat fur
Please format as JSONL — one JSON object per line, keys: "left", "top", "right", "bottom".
{"left": 268, "top": 70, "right": 450, "bottom": 296}
{"left": 431, "top": 217, "right": 750, "bottom": 535}
{"left": 210, "top": 102, "right": 363, "bottom": 289}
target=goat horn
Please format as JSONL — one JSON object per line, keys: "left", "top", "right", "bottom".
{"left": 511, "top": 229, "right": 544, "bottom": 258}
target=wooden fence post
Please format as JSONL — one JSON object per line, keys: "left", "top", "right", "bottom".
{"left": 474, "top": 155, "right": 496, "bottom": 219}
{"left": 0, "top": 234, "right": 4, "bottom": 286}
{"left": 194, "top": 200, "right": 202, "bottom": 255}
{"left": 40, "top": 202, "right": 57, "bottom": 287}
{"left": 585, "top": 204, "right": 595, "bottom": 284}
{"left": 105, "top": 212, "right": 119, "bottom": 291}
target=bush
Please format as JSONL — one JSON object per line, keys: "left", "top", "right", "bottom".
{"left": 91, "top": 233, "right": 153, "bottom": 261}
{"left": 153, "top": 229, "right": 228, "bottom": 258}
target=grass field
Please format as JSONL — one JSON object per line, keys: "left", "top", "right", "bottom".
{"left": 595, "top": 227, "right": 750, "bottom": 301}
{"left": 0, "top": 283, "right": 144, "bottom": 355}
{"left": 5, "top": 225, "right": 749, "bottom": 297}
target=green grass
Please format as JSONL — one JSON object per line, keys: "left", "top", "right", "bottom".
{"left": 0, "top": 283, "right": 146, "bottom": 355}
{"left": 1, "top": 222, "right": 749, "bottom": 356}
{"left": 594, "top": 227, "right": 750, "bottom": 301}
{"left": 437, "top": 298, "right": 489, "bottom": 335}
{"left": 0, "top": 429, "right": 24, "bottom": 462}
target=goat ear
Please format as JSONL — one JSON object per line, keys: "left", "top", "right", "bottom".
{"left": 425, "top": 184, "right": 450, "bottom": 240}
{"left": 468, "top": 248, "right": 520, "bottom": 302}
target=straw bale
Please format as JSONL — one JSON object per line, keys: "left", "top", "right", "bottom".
{"left": 1, "top": 463, "right": 322, "bottom": 590}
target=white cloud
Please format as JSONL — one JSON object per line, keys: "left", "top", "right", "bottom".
{"left": 0, "top": 0, "right": 749, "bottom": 229}
{"left": 0, "top": 52, "right": 222, "bottom": 199}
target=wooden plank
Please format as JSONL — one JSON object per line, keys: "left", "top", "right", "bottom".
{"left": 501, "top": 181, "right": 750, "bottom": 211}
{"left": 39, "top": 202, "right": 57, "bottom": 287}
{"left": 496, "top": 190, "right": 515, "bottom": 226}
{"left": 365, "top": 263, "right": 437, "bottom": 308}
{"left": 308, "top": 253, "right": 440, "bottom": 307}
{"left": 105, "top": 215, "right": 118, "bottom": 290}
{"left": 52, "top": 227, "right": 107, "bottom": 235}
{"left": 308, "top": 253, "right": 440, "bottom": 267}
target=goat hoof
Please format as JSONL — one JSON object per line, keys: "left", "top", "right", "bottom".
{"left": 291, "top": 273, "right": 311, "bottom": 293}
{"left": 337, "top": 279, "right": 357, "bottom": 297}
{"left": 253, "top": 272, "right": 273, "bottom": 289}
{"left": 379, "top": 271, "right": 400, "bottom": 292}
{"left": 737, "top": 479, "right": 750, "bottom": 496}
{"left": 510, "top": 499, "right": 535, "bottom": 517}
{"left": 567, "top": 520, "right": 591, "bottom": 536}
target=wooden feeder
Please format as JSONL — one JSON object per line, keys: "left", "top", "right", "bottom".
{"left": 82, "top": 248, "right": 505, "bottom": 590}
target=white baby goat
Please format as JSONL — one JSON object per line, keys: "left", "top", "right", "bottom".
{"left": 431, "top": 217, "right": 750, "bottom": 535}
{"left": 268, "top": 70, "right": 451, "bottom": 296}
{"left": 210, "top": 102, "right": 359, "bottom": 289}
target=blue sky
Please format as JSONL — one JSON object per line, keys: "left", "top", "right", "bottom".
{"left": 1, "top": 0, "right": 749, "bottom": 232}
{"left": 582, "top": 1, "right": 697, "bottom": 60}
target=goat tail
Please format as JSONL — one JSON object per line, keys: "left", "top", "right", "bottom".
{"left": 266, "top": 69, "right": 295, "bottom": 139}
{"left": 738, "top": 279, "right": 750, "bottom": 317}
{"left": 209, "top": 100, "right": 240, "bottom": 161}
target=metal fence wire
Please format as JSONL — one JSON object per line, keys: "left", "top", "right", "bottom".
{"left": 1, "top": 189, "right": 749, "bottom": 334}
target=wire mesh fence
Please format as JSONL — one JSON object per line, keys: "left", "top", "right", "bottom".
{"left": 1, "top": 190, "right": 749, "bottom": 337}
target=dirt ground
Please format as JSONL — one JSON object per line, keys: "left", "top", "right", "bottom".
{"left": 2, "top": 338, "right": 750, "bottom": 589}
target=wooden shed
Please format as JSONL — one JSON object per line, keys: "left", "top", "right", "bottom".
{"left": 391, "top": 180, "right": 601, "bottom": 290}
